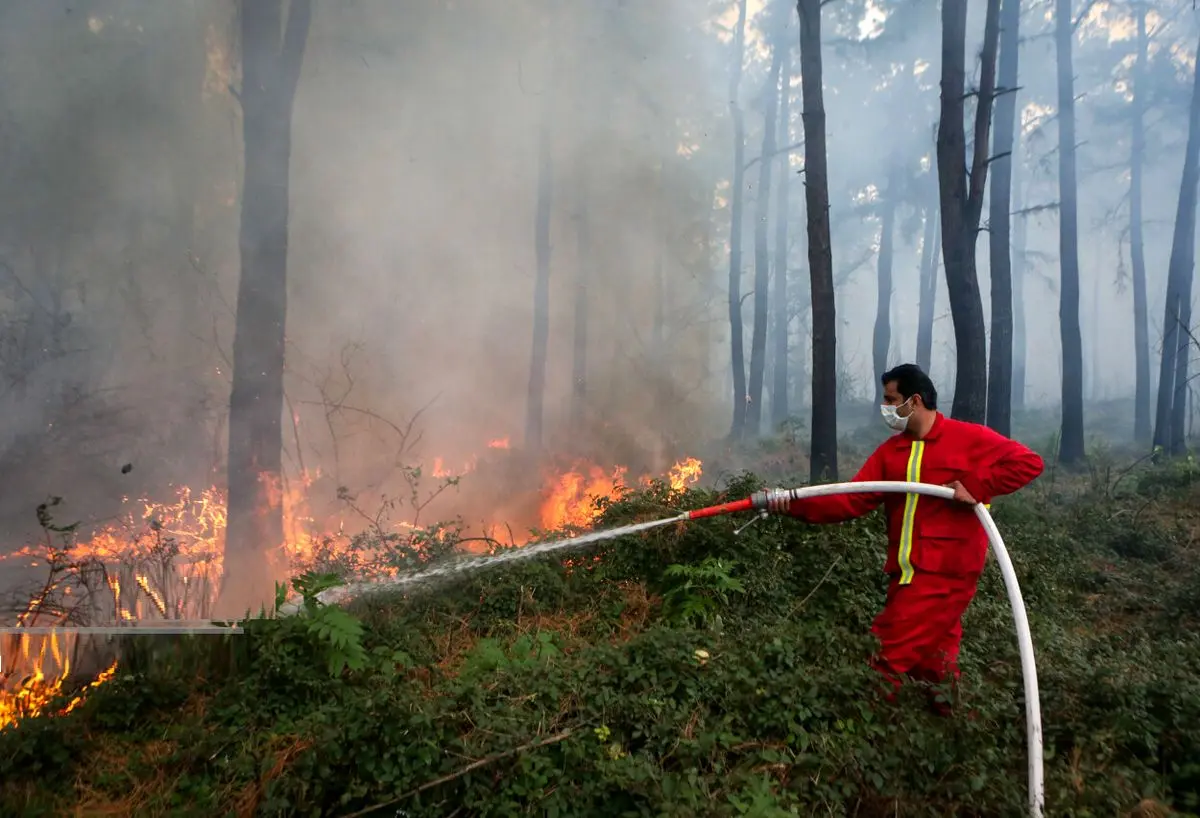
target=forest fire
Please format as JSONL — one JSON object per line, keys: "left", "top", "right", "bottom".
{"left": 0, "top": 448, "right": 703, "bottom": 730}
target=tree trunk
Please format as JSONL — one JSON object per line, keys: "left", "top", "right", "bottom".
{"left": 747, "top": 40, "right": 783, "bottom": 438}
{"left": 770, "top": 39, "right": 793, "bottom": 431}
{"left": 525, "top": 110, "right": 554, "bottom": 451}
{"left": 1171, "top": 291, "right": 1193, "bottom": 452}
{"left": 872, "top": 167, "right": 899, "bottom": 406}
{"left": 727, "top": 0, "right": 749, "bottom": 440}
{"left": 937, "top": 0, "right": 1000, "bottom": 424}
{"left": 797, "top": 0, "right": 837, "bottom": 481}
{"left": 571, "top": 166, "right": 589, "bottom": 428}
{"left": 221, "top": 0, "right": 313, "bottom": 617}
{"left": 916, "top": 190, "right": 939, "bottom": 373}
{"left": 792, "top": 311, "right": 808, "bottom": 410}
{"left": 1130, "top": 1, "right": 1151, "bottom": 444}
{"left": 1055, "top": 0, "right": 1086, "bottom": 464}
{"left": 1012, "top": 158, "right": 1028, "bottom": 411}
{"left": 986, "top": 0, "right": 1021, "bottom": 436}
{"left": 1089, "top": 269, "right": 1101, "bottom": 399}
{"left": 1153, "top": 30, "right": 1200, "bottom": 455}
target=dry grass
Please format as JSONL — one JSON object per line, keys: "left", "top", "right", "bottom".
{"left": 1129, "top": 798, "right": 1175, "bottom": 818}
{"left": 65, "top": 728, "right": 314, "bottom": 818}
{"left": 230, "top": 734, "right": 314, "bottom": 818}
{"left": 70, "top": 735, "right": 178, "bottom": 817}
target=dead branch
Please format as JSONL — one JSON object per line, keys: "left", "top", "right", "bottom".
{"left": 340, "top": 729, "right": 574, "bottom": 818}
{"left": 743, "top": 140, "right": 805, "bottom": 171}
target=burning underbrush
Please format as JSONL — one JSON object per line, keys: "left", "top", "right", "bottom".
{"left": 0, "top": 447, "right": 703, "bottom": 730}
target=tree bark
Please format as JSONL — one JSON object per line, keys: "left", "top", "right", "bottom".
{"left": 872, "top": 166, "right": 899, "bottom": 407}
{"left": 525, "top": 108, "right": 554, "bottom": 451}
{"left": 1012, "top": 157, "right": 1028, "bottom": 411}
{"left": 1054, "top": 0, "right": 1086, "bottom": 463}
{"left": 1153, "top": 30, "right": 1200, "bottom": 455}
{"left": 1130, "top": 0, "right": 1151, "bottom": 445}
{"left": 770, "top": 39, "right": 793, "bottom": 431}
{"left": 747, "top": 38, "right": 784, "bottom": 438}
{"left": 916, "top": 188, "right": 939, "bottom": 373}
{"left": 222, "top": 0, "right": 313, "bottom": 616}
{"left": 727, "top": 0, "right": 749, "bottom": 440}
{"left": 986, "top": 0, "right": 1021, "bottom": 437}
{"left": 937, "top": 0, "right": 1000, "bottom": 424}
{"left": 797, "top": 0, "right": 837, "bottom": 481}
{"left": 1171, "top": 291, "right": 1193, "bottom": 453}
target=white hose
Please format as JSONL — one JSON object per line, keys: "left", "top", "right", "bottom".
{"left": 777, "top": 481, "right": 1043, "bottom": 818}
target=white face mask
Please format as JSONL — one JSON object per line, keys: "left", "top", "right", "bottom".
{"left": 880, "top": 397, "right": 914, "bottom": 432}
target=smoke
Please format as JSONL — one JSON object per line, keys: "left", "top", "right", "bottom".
{"left": 0, "top": 0, "right": 1197, "bottom": 549}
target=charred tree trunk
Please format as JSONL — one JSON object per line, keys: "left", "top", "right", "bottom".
{"left": 770, "top": 40, "right": 793, "bottom": 431}
{"left": 872, "top": 166, "right": 899, "bottom": 407}
{"left": 1130, "top": 1, "right": 1151, "bottom": 445}
{"left": 727, "top": 0, "right": 749, "bottom": 440}
{"left": 747, "top": 39, "right": 784, "bottom": 437}
{"left": 1055, "top": 0, "right": 1086, "bottom": 464}
{"left": 525, "top": 110, "right": 554, "bottom": 451}
{"left": 916, "top": 190, "right": 939, "bottom": 373}
{"left": 937, "top": 0, "right": 1000, "bottom": 424}
{"left": 1155, "top": 30, "right": 1200, "bottom": 454}
{"left": 571, "top": 168, "right": 589, "bottom": 428}
{"left": 1012, "top": 157, "right": 1028, "bottom": 411}
{"left": 221, "top": 0, "right": 312, "bottom": 616}
{"left": 986, "top": 0, "right": 1020, "bottom": 436}
{"left": 797, "top": 0, "right": 837, "bottom": 481}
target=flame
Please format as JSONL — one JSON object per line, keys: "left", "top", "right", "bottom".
{"left": 0, "top": 444, "right": 703, "bottom": 730}
{"left": 432, "top": 456, "right": 479, "bottom": 479}
{"left": 540, "top": 464, "right": 630, "bottom": 530}
{"left": 667, "top": 457, "right": 703, "bottom": 493}
{"left": 538, "top": 457, "right": 703, "bottom": 531}
{"left": 1, "top": 632, "right": 118, "bottom": 730}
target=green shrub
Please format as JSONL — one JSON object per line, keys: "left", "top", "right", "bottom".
{"left": 3, "top": 463, "right": 1199, "bottom": 817}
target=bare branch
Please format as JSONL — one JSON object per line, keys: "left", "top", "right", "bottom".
{"left": 743, "top": 140, "right": 806, "bottom": 171}
{"left": 1072, "top": 0, "right": 1102, "bottom": 31}
{"left": 277, "top": 0, "right": 314, "bottom": 102}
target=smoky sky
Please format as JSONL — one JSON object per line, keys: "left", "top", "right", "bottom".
{"left": 0, "top": 0, "right": 1195, "bottom": 541}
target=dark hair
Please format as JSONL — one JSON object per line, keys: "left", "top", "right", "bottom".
{"left": 881, "top": 363, "right": 938, "bottom": 410}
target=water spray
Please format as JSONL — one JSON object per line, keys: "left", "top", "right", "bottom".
{"left": 281, "top": 480, "right": 1043, "bottom": 818}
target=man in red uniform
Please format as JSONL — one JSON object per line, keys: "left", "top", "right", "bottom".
{"left": 780, "top": 364, "right": 1044, "bottom": 714}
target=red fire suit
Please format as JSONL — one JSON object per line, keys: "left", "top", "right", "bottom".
{"left": 785, "top": 412, "right": 1044, "bottom": 707}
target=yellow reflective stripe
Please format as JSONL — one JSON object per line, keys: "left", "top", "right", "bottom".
{"left": 897, "top": 440, "right": 926, "bottom": 585}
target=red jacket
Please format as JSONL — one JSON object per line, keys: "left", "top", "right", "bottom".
{"left": 787, "top": 413, "right": 1044, "bottom": 583}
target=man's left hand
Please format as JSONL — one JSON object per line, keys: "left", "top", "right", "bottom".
{"left": 945, "top": 480, "right": 976, "bottom": 504}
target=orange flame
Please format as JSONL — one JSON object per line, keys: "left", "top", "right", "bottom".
{"left": 1, "top": 447, "right": 703, "bottom": 730}
{"left": 1, "top": 633, "right": 118, "bottom": 730}
{"left": 538, "top": 457, "right": 703, "bottom": 531}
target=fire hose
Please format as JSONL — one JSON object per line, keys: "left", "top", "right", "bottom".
{"left": 682, "top": 482, "right": 1044, "bottom": 818}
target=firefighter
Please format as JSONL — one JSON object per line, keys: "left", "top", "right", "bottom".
{"left": 779, "top": 363, "right": 1044, "bottom": 715}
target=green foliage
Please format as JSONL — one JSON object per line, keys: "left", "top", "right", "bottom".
{"left": 3, "top": 463, "right": 1200, "bottom": 816}
{"left": 274, "top": 570, "right": 369, "bottom": 676}
{"left": 661, "top": 557, "right": 745, "bottom": 629}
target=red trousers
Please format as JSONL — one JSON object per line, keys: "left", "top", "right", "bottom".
{"left": 869, "top": 570, "right": 980, "bottom": 702}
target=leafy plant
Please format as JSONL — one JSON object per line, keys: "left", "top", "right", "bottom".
{"left": 661, "top": 556, "right": 746, "bottom": 629}
{"left": 5, "top": 458, "right": 1200, "bottom": 817}
{"left": 274, "top": 570, "right": 368, "bottom": 676}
